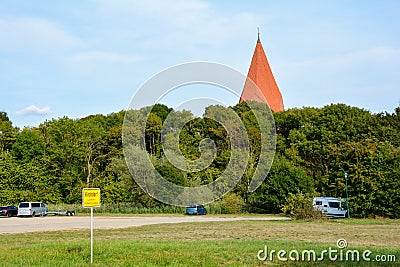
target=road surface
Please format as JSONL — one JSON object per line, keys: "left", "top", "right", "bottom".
{"left": 0, "top": 215, "right": 289, "bottom": 234}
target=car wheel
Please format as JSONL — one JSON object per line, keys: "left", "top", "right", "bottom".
{"left": 31, "top": 212, "right": 36, "bottom": 218}
{"left": 7, "top": 212, "right": 12, "bottom": 217}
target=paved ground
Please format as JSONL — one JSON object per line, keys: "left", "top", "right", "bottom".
{"left": 0, "top": 215, "right": 289, "bottom": 234}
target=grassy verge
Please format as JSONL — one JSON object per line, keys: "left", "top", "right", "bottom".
{"left": 46, "top": 203, "right": 186, "bottom": 215}
{"left": 1, "top": 219, "right": 399, "bottom": 266}
{"left": 45, "top": 202, "right": 255, "bottom": 215}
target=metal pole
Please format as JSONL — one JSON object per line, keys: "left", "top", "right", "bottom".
{"left": 345, "top": 172, "right": 350, "bottom": 218}
{"left": 0, "top": 131, "right": 3, "bottom": 151}
{"left": 90, "top": 207, "right": 93, "bottom": 264}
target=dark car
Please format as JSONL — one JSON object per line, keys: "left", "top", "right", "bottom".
{"left": 185, "top": 204, "right": 207, "bottom": 215}
{"left": 0, "top": 206, "right": 18, "bottom": 217}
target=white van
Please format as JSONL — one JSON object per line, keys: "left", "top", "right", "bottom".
{"left": 17, "top": 202, "right": 48, "bottom": 217}
{"left": 312, "top": 197, "right": 348, "bottom": 218}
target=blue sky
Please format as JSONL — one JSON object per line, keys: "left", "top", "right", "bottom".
{"left": 1, "top": 0, "right": 399, "bottom": 128}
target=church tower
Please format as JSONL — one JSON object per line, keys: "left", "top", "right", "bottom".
{"left": 239, "top": 31, "right": 284, "bottom": 112}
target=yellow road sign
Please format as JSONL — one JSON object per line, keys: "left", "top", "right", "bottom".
{"left": 82, "top": 188, "right": 101, "bottom": 208}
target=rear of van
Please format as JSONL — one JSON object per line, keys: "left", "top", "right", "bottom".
{"left": 17, "top": 202, "right": 47, "bottom": 217}
{"left": 17, "top": 202, "right": 32, "bottom": 217}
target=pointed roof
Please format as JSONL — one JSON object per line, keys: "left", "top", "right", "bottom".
{"left": 240, "top": 32, "right": 284, "bottom": 112}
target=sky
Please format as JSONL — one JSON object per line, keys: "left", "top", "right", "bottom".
{"left": 1, "top": 0, "right": 399, "bottom": 128}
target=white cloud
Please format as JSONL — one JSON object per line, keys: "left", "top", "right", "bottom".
{"left": 277, "top": 45, "right": 400, "bottom": 112}
{"left": 16, "top": 105, "right": 53, "bottom": 116}
{"left": 279, "top": 46, "right": 400, "bottom": 79}
{"left": 92, "top": 0, "right": 259, "bottom": 47}
{"left": 94, "top": 0, "right": 209, "bottom": 21}
{"left": 60, "top": 0, "right": 259, "bottom": 71}
{"left": 0, "top": 17, "right": 83, "bottom": 52}
{"left": 67, "top": 51, "right": 142, "bottom": 63}
{"left": 336, "top": 46, "right": 400, "bottom": 65}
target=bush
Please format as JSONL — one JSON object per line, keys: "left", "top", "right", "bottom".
{"left": 282, "top": 192, "right": 324, "bottom": 220}
{"left": 213, "top": 193, "right": 245, "bottom": 214}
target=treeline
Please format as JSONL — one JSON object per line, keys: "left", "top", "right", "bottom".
{"left": 0, "top": 103, "right": 399, "bottom": 218}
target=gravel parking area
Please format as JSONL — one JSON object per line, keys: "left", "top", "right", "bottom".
{"left": 0, "top": 215, "right": 289, "bottom": 234}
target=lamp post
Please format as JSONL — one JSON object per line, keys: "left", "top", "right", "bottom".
{"left": 0, "top": 130, "right": 3, "bottom": 151}
{"left": 344, "top": 172, "right": 350, "bottom": 218}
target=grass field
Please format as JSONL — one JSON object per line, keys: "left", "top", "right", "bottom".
{"left": 1, "top": 218, "right": 399, "bottom": 266}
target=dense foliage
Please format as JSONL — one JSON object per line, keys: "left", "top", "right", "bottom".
{"left": 281, "top": 192, "right": 325, "bottom": 220}
{"left": 0, "top": 104, "right": 399, "bottom": 218}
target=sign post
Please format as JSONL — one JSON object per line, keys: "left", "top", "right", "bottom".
{"left": 82, "top": 188, "right": 101, "bottom": 264}
{"left": 344, "top": 173, "right": 350, "bottom": 219}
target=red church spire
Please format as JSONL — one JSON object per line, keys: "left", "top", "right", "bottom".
{"left": 239, "top": 30, "right": 284, "bottom": 112}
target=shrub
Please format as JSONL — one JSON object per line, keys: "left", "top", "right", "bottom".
{"left": 282, "top": 192, "right": 324, "bottom": 220}
{"left": 214, "top": 193, "right": 245, "bottom": 214}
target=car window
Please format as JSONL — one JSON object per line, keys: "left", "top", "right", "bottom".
{"left": 32, "top": 203, "right": 40, "bottom": 207}
{"left": 328, "top": 202, "right": 340, "bottom": 208}
{"left": 19, "top": 203, "right": 29, "bottom": 208}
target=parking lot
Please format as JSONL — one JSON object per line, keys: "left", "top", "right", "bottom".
{"left": 0, "top": 215, "right": 289, "bottom": 234}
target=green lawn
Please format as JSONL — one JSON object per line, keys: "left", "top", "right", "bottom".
{"left": 1, "top": 218, "right": 399, "bottom": 266}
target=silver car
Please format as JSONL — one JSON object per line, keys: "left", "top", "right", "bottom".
{"left": 17, "top": 202, "right": 48, "bottom": 217}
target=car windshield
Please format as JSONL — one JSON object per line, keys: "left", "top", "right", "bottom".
{"left": 19, "top": 203, "right": 29, "bottom": 208}
{"left": 0, "top": 206, "right": 6, "bottom": 210}
{"left": 328, "top": 202, "right": 340, "bottom": 208}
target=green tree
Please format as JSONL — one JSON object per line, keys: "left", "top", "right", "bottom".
{"left": 0, "top": 111, "right": 18, "bottom": 151}
{"left": 12, "top": 129, "right": 45, "bottom": 163}
{"left": 248, "top": 156, "right": 315, "bottom": 213}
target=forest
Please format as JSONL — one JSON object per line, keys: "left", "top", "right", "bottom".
{"left": 0, "top": 102, "right": 399, "bottom": 218}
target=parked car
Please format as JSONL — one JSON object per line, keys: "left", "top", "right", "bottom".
{"left": 0, "top": 206, "right": 18, "bottom": 217}
{"left": 186, "top": 204, "right": 207, "bottom": 215}
{"left": 17, "top": 202, "right": 48, "bottom": 217}
{"left": 312, "top": 197, "right": 348, "bottom": 218}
